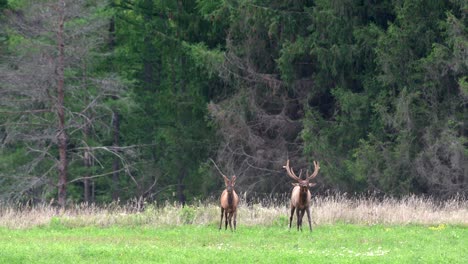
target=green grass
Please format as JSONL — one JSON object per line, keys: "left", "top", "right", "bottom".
{"left": 0, "top": 224, "right": 466, "bottom": 263}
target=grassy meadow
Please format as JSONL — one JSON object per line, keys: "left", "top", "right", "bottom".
{"left": 0, "top": 195, "right": 466, "bottom": 263}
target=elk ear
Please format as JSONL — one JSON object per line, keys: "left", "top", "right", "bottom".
{"left": 222, "top": 175, "right": 229, "bottom": 186}
{"left": 231, "top": 175, "right": 237, "bottom": 185}
{"left": 291, "top": 183, "right": 299, "bottom": 186}
{"left": 308, "top": 183, "right": 317, "bottom": 187}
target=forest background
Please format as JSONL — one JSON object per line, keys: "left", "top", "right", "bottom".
{"left": 0, "top": 0, "right": 466, "bottom": 207}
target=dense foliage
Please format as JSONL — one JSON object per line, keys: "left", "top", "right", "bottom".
{"left": 0, "top": 0, "right": 466, "bottom": 205}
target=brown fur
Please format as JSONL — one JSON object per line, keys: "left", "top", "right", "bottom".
{"left": 283, "top": 160, "right": 320, "bottom": 231}
{"left": 219, "top": 175, "right": 239, "bottom": 231}
{"left": 289, "top": 185, "right": 313, "bottom": 231}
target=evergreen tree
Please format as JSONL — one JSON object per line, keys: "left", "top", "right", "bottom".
{"left": 0, "top": 0, "right": 125, "bottom": 204}
{"left": 114, "top": 0, "right": 222, "bottom": 203}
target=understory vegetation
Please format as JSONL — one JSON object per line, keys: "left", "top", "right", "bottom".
{"left": 1, "top": 195, "right": 466, "bottom": 229}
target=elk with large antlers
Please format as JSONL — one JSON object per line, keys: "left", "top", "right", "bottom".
{"left": 283, "top": 159, "right": 320, "bottom": 231}
{"left": 211, "top": 159, "right": 239, "bottom": 231}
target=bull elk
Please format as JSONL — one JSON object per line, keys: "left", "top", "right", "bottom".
{"left": 211, "top": 159, "right": 239, "bottom": 231}
{"left": 283, "top": 159, "right": 320, "bottom": 231}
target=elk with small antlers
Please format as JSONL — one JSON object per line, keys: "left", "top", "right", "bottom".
{"left": 283, "top": 159, "right": 320, "bottom": 231}
{"left": 211, "top": 159, "right": 239, "bottom": 231}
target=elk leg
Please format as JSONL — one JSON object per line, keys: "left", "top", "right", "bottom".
{"left": 233, "top": 210, "right": 237, "bottom": 231}
{"left": 305, "top": 207, "right": 312, "bottom": 231}
{"left": 225, "top": 210, "right": 229, "bottom": 230}
{"left": 303, "top": 209, "right": 307, "bottom": 231}
{"left": 228, "top": 212, "right": 233, "bottom": 231}
{"left": 296, "top": 208, "right": 302, "bottom": 231}
{"left": 219, "top": 207, "right": 224, "bottom": 230}
{"left": 289, "top": 207, "right": 295, "bottom": 230}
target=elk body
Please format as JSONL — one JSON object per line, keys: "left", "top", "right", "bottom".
{"left": 211, "top": 159, "right": 239, "bottom": 231}
{"left": 283, "top": 159, "right": 320, "bottom": 231}
{"left": 219, "top": 174, "right": 239, "bottom": 231}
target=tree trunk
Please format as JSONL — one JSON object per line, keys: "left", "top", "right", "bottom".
{"left": 177, "top": 169, "right": 186, "bottom": 207}
{"left": 83, "top": 121, "right": 91, "bottom": 204}
{"left": 108, "top": 2, "right": 120, "bottom": 202}
{"left": 111, "top": 111, "right": 120, "bottom": 201}
{"left": 142, "top": 0, "right": 154, "bottom": 90}
{"left": 56, "top": 0, "right": 68, "bottom": 208}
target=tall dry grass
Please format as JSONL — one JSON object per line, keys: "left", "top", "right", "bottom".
{"left": 0, "top": 194, "right": 466, "bottom": 229}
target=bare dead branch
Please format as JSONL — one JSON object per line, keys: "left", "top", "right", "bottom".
{"left": 68, "top": 168, "right": 127, "bottom": 184}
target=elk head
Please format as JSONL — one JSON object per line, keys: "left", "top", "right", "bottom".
{"left": 284, "top": 159, "right": 319, "bottom": 192}
{"left": 223, "top": 174, "right": 236, "bottom": 194}
{"left": 283, "top": 159, "right": 320, "bottom": 231}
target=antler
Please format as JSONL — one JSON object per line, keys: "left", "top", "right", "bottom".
{"left": 210, "top": 158, "right": 227, "bottom": 177}
{"left": 210, "top": 158, "right": 237, "bottom": 184}
{"left": 283, "top": 159, "right": 301, "bottom": 181}
{"left": 306, "top": 161, "right": 320, "bottom": 180}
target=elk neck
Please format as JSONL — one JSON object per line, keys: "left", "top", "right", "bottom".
{"left": 227, "top": 190, "right": 234, "bottom": 206}
{"left": 300, "top": 188, "right": 308, "bottom": 205}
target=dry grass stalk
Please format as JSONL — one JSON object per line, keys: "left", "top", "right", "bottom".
{"left": 0, "top": 195, "right": 466, "bottom": 229}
